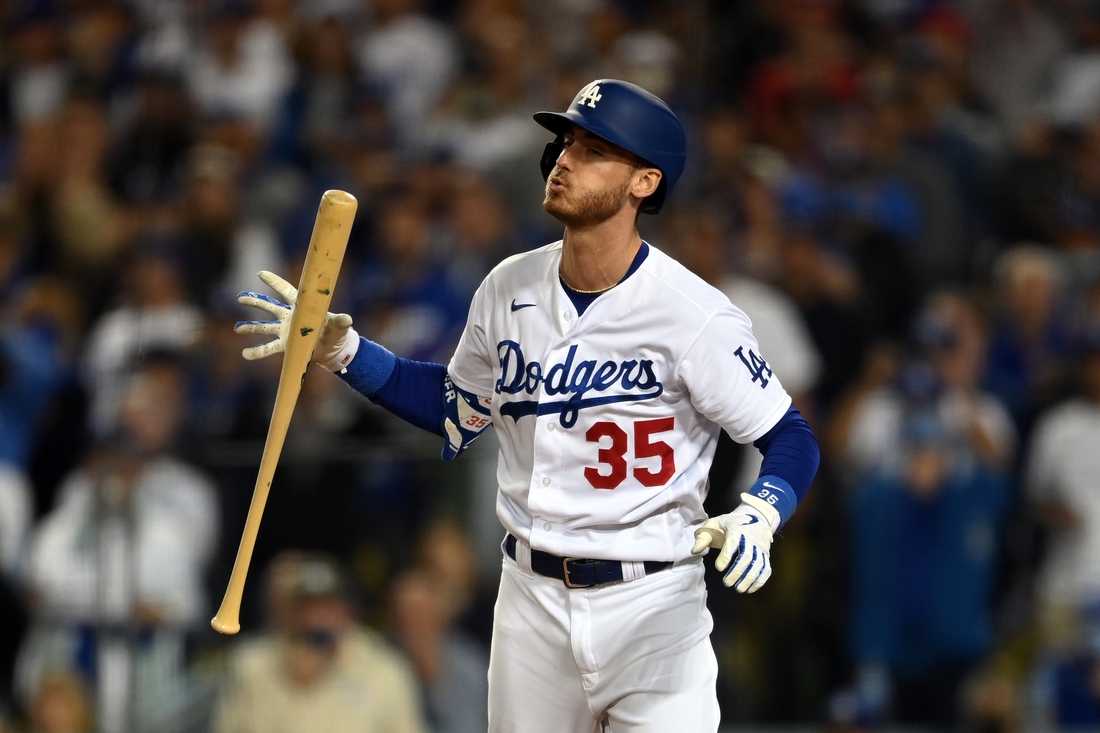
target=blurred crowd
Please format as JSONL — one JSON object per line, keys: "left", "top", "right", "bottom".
{"left": 0, "top": 0, "right": 1098, "bottom": 731}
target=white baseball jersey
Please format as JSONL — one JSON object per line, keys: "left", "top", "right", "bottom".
{"left": 447, "top": 241, "right": 792, "bottom": 562}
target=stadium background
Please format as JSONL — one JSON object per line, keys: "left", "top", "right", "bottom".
{"left": 0, "top": 0, "right": 1099, "bottom": 730}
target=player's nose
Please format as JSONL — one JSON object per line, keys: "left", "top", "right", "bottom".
{"left": 555, "top": 146, "right": 573, "bottom": 172}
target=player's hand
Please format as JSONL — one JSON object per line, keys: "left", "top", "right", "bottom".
{"left": 691, "top": 494, "right": 780, "bottom": 593}
{"left": 235, "top": 270, "right": 359, "bottom": 371}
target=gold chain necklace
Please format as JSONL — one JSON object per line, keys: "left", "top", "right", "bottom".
{"left": 560, "top": 272, "right": 616, "bottom": 294}
{"left": 568, "top": 282, "right": 616, "bottom": 294}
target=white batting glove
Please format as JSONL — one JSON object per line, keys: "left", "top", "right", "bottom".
{"left": 235, "top": 270, "right": 359, "bottom": 371}
{"left": 691, "top": 493, "right": 780, "bottom": 593}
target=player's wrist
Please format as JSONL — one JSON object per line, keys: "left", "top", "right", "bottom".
{"left": 744, "top": 474, "right": 796, "bottom": 528}
{"left": 737, "top": 494, "right": 781, "bottom": 534}
{"left": 335, "top": 336, "right": 397, "bottom": 398}
{"left": 319, "top": 326, "right": 361, "bottom": 372}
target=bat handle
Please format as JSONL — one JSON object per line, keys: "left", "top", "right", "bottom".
{"left": 211, "top": 472, "right": 275, "bottom": 634}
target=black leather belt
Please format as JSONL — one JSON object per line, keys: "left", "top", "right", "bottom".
{"left": 504, "top": 534, "right": 672, "bottom": 588}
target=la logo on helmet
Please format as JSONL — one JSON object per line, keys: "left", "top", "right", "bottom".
{"left": 577, "top": 82, "right": 602, "bottom": 109}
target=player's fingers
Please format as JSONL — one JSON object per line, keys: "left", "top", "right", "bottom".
{"left": 237, "top": 292, "right": 291, "bottom": 317}
{"left": 745, "top": 555, "right": 772, "bottom": 594}
{"left": 234, "top": 320, "right": 281, "bottom": 336}
{"left": 733, "top": 549, "right": 765, "bottom": 593}
{"left": 258, "top": 270, "right": 299, "bottom": 304}
{"left": 723, "top": 540, "right": 756, "bottom": 588}
{"left": 691, "top": 529, "right": 717, "bottom": 556}
{"left": 327, "top": 312, "right": 353, "bottom": 329}
{"left": 241, "top": 340, "right": 285, "bottom": 360}
{"left": 715, "top": 532, "right": 744, "bottom": 574}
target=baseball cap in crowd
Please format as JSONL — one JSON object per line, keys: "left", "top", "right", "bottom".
{"left": 287, "top": 553, "right": 351, "bottom": 602}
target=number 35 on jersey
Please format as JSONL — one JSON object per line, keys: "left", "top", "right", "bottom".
{"left": 585, "top": 417, "right": 675, "bottom": 490}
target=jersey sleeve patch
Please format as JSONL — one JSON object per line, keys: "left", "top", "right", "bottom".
{"left": 442, "top": 373, "right": 493, "bottom": 461}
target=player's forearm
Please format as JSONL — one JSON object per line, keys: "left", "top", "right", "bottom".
{"left": 748, "top": 405, "right": 820, "bottom": 525}
{"left": 337, "top": 336, "right": 446, "bottom": 437}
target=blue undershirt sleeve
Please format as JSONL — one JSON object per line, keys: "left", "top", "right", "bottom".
{"left": 336, "top": 337, "right": 447, "bottom": 436}
{"left": 743, "top": 405, "right": 820, "bottom": 526}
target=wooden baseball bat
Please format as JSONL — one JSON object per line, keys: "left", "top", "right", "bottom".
{"left": 211, "top": 190, "right": 358, "bottom": 635}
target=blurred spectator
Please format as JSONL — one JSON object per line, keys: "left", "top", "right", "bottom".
{"left": 903, "top": 6, "right": 1005, "bottom": 163}
{"left": 840, "top": 292, "right": 1015, "bottom": 481}
{"left": 1025, "top": 310, "right": 1100, "bottom": 654}
{"left": 829, "top": 293, "right": 1017, "bottom": 727}
{"left": 0, "top": 216, "right": 74, "bottom": 470}
{"left": 24, "top": 672, "right": 93, "bottom": 733}
{"left": 744, "top": 0, "right": 861, "bottom": 155}
{"left": 50, "top": 98, "right": 127, "bottom": 310}
{"left": 186, "top": 3, "right": 296, "bottom": 134}
{"left": 692, "top": 107, "right": 750, "bottom": 212}
{"left": 0, "top": 463, "right": 31, "bottom": 710}
{"left": 290, "top": 17, "right": 360, "bottom": 166}
{"left": 7, "top": 12, "right": 71, "bottom": 127}
{"left": 775, "top": 226, "right": 870, "bottom": 408}
{"left": 215, "top": 551, "right": 425, "bottom": 733}
{"left": 1020, "top": 292, "right": 1100, "bottom": 727}
{"left": 0, "top": 463, "right": 31, "bottom": 583}
{"left": 108, "top": 72, "right": 196, "bottom": 205}
{"left": 967, "top": 0, "right": 1067, "bottom": 140}
{"left": 868, "top": 72, "right": 972, "bottom": 286}
{"left": 1058, "top": 117, "right": 1100, "bottom": 252}
{"left": 178, "top": 143, "right": 285, "bottom": 306}
{"left": 355, "top": 195, "right": 468, "bottom": 363}
{"left": 442, "top": 171, "right": 520, "bottom": 298}
{"left": 1048, "top": 3, "right": 1100, "bottom": 129}
{"left": 996, "top": 121, "right": 1073, "bottom": 245}
{"left": 428, "top": 6, "right": 547, "bottom": 225}
{"left": 81, "top": 246, "right": 202, "bottom": 438}
{"left": 391, "top": 568, "right": 488, "bottom": 733}
{"left": 17, "top": 355, "right": 219, "bottom": 733}
{"left": 984, "top": 245, "right": 1073, "bottom": 435}
{"left": 897, "top": 8, "right": 1005, "bottom": 260}
{"left": 66, "top": 3, "right": 138, "bottom": 107}
{"left": 841, "top": 407, "right": 1012, "bottom": 727}
{"left": 356, "top": 0, "right": 458, "bottom": 149}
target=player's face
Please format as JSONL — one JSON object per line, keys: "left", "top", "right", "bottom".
{"left": 543, "top": 127, "right": 651, "bottom": 227}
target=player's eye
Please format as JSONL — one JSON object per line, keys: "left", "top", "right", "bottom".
{"left": 588, "top": 148, "right": 603, "bottom": 156}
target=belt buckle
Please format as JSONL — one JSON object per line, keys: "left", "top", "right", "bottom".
{"left": 562, "top": 558, "right": 590, "bottom": 588}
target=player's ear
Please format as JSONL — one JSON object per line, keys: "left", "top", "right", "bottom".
{"left": 630, "top": 167, "right": 662, "bottom": 201}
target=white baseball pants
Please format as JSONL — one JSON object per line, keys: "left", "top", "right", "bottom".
{"left": 488, "top": 545, "right": 720, "bottom": 733}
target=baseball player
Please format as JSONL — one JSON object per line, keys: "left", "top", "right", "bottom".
{"left": 236, "top": 79, "right": 820, "bottom": 732}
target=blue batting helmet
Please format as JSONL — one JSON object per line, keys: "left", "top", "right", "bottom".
{"left": 534, "top": 79, "right": 686, "bottom": 215}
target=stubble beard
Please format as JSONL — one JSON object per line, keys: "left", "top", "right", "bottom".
{"left": 543, "top": 173, "right": 630, "bottom": 228}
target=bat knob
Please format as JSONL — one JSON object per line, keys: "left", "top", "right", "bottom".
{"left": 210, "top": 615, "right": 241, "bottom": 635}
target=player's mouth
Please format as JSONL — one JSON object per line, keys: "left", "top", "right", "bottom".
{"left": 548, "top": 176, "right": 568, "bottom": 191}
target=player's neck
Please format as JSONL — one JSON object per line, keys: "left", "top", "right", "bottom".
{"left": 559, "top": 216, "right": 642, "bottom": 293}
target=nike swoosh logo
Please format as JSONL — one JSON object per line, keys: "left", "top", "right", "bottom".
{"left": 511, "top": 299, "right": 536, "bottom": 311}
{"left": 763, "top": 482, "right": 781, "bottom": 491}
{"left": 741, "top": 516, "right": 760, "bottom": 526}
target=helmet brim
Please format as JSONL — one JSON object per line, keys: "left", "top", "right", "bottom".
{"left": 533, "top": 110, "right": 634, "bottom": 158}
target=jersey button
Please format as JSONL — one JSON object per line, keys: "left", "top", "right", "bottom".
{"left": 542, "top": 477, "right": 551, "bottom": 486}
{"left": 547, "top": 423, "right": 556, "bottom": 431}
{"left": 543, "top": 522, "right": 552, "bottom": 531}
{"left": 564, "top": 311, "right": 573, "bottom": 320}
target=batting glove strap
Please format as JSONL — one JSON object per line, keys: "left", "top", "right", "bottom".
{"left": 744, "top": 474, "right": 796, "bottom": 527}
{"left": 318, "top": 324, "right": 360, "bottom": 372}
{"left": 691, "top": 501, "right": 776, "bottom": 594}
